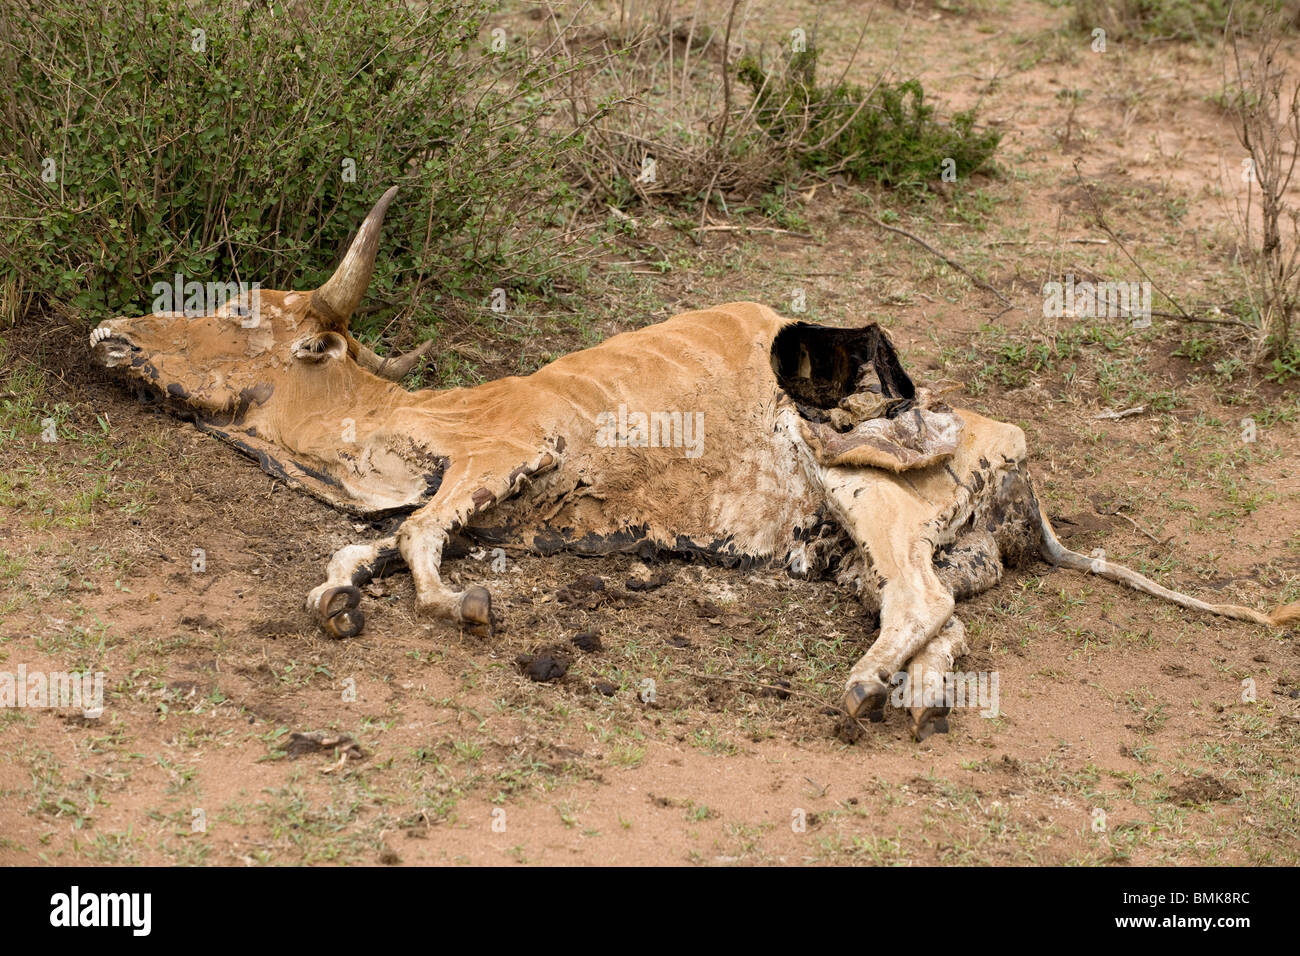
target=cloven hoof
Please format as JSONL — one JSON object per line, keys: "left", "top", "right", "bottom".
{"left": 911, "top": 706, "right": 951, "bottom": 742}
{"left": 459, "top": 585, "right": 496, "bottom": 637}
{"left": 318, "top": 585, "right": 365, "bottom": 639}
{"left": 843, "top": 679, "right": 890, "bottom": 721}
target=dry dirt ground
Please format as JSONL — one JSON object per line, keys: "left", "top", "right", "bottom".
{"left": 2, "top": 0, "right": 1299, "bottom": 865}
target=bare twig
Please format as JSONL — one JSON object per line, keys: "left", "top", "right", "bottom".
{"left": 698, "top": 0, "right": 741, "bottom": 234}
{"left": 1118, "top": 512, "right": 1172, "bottom": 546}
{"left": 1225, "top": 8, "right": 1300, "bottom": 357}
{"left": 696, "top": 224, "right": 812, "bottom": 238}
{"left": 1097, "top": 503, "right": 1172, "bottom": 546}
{"left": 1094, "top": 405, "right": 1146, "bottom": 420}
{"left": 1149, "top": 309, "right": 1253, "bottom": 330}
{"left": 871, "top": 217, "right": 1013, "bottom": 308}
{"left": 1072, "top": 161, "right": 1257, "bottom": 331}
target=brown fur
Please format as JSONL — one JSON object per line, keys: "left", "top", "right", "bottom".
{"left": 89, "top": 189, "right": 1296, "bottom": 735}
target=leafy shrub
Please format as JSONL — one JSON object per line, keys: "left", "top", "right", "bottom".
{"left": 0, "top": 0, "right": 583, "bottom": 341}
{"left": 1070, "top": 0, "right": 1300, "bottom": 42}
{"left": 737, "top": 48, "right": 1000, "bottom": 190}
{"left": 557, "top": 6, "right": 790, "bottom": 213}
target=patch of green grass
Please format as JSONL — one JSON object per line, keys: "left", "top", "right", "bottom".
{"left": 1069, "top": 0, "right": 1300, "bottom": 43}
{"left": 738, "top": 48, "right": 1000, "bottom": 191}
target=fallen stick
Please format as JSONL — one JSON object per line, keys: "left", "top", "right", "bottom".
{"left": 1110, "top": 509, "right": 1172, "bottom": 546}
{"left": 871, "top": 217, "right": 1014, "bottom": 308}
{"left": 696, "top": 224, "right": 813, "bottom": 238}
{"left": 1094, "top": 405, "right": 1146, "bottom": 420}
{"left": 1072, "top": 161, "right": 1256, "bottom": 331}
{"left": 987, "top": 237, "right": 1109, "bottom": 246}
{"left": 1150, "top": 309, "right": 1254, "bottom": 329}
{"left": 1120, "top": 512, "right": 1171, "bottom": 545}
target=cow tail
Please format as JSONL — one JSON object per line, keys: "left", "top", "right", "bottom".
{"left": 1034, "top": 500, "right": 1300, "bottom": 628}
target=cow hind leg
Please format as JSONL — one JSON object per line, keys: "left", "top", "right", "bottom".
{"left": 892, "top": 529, "right": 1001, "bottom": 737}
{"left": 827, "top": 478, "right": 999, "bottom": 731}
{"left": 815, "top": 469, "right": 957, "bottom": 721}
{"left": 841, "top": 545, "right": 955, "bottom": 721}
{"left": 903, "top": 615, "right": 969, "bottom": 741}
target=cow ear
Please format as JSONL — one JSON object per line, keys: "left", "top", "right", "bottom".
{"left": 292, "top": 331, "right": 348, "bottom": 363}
{"left": 309, "top": 186, "right": 398, "bottom": 330}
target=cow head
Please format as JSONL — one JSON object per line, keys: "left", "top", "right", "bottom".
{"left": 90, "top": 188, "right": 443, "bottom": 515}
{"left": 90, "top": 187, "right": 429, "bottom": 401}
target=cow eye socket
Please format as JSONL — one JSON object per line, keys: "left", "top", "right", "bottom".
{"left": 292, "top": 332, "right": 347, "bottom": 362}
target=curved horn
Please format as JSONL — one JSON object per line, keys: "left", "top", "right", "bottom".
{"left": 352, "top": 338, "right": 435, "bottom": 381}
{"left": 310, "top": 186, "right": 399, "bottom": 328}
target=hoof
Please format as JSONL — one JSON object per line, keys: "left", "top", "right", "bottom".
{"left": 843, "top": 679, "right": 890, "bottom": 721}
{"left": 318, "top": 585, "right": 365, "bottom": 639}
{"left": 459, "top": 586, "right": 495, "bottom": 637}
{"left": 912, "top": 707, "right": 951, "bottom": 742}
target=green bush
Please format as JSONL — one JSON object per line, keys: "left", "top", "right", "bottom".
{"left": 1070, "top": 0, "right": 1300, "bottom": 42}
{"left": 737, "top": 48, "right": 1000, "bottom": 191}
{"left": 0, "top": 0, "right": 582, "bottom": 339}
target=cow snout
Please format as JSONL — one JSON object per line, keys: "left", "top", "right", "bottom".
{"left": 89, "top": 321, "right": 139, "bottom": 367}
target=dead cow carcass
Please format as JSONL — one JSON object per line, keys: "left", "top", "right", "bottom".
{"left": 89, "top": 188, "right": 1299, "bottom": 739}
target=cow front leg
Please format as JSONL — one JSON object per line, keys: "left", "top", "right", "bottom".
{"left": 398, "top": 519, "right": 495, "bottom": 636}
{"left": 306, "top": 536, "right": 403, "bottom": 638}
{"left": 398, "top": 447, "right": 560, "bottom": 637}
{"left": 902, "top": 614, "right": 968, "bottom": 741}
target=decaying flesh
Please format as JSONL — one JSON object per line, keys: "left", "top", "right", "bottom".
{"left": 90, "top": 188, "right": 1300, "bottom": 741}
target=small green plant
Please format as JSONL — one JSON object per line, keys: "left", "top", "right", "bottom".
{"left": 1265, "top": 343, "right": 1300, "bottom": 382}
{"left": 0, "top": 0, "right": 584, "bottom": 344}
{"left": 737, "top": 48, "right": 1000, "bottom": 190}
{"left": 1071, "top": 0, "right": 1300, "bottom": 42}
{"left": 1174, "top": 334, "right": 1217, "bottom": 363}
